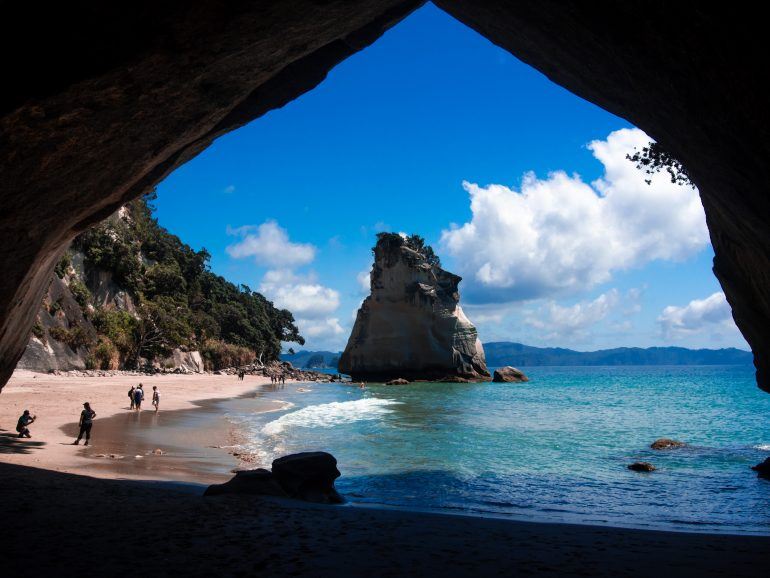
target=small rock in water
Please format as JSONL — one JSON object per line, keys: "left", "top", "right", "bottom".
{"left": 751, "top": 457, "right": 770, "bottom": 479}
{"left": 650, "top": 438, "right": 686, "bottom": 450}
{"left": 628, "top": 462, "right": 656, "bottom": 472}
{"left": 385, "top": 378, "right": 409, "bottom": 385}
{"left": 492, "top": 366, "right": 529, "bottom": 383}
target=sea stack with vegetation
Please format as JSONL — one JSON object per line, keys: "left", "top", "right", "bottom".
{"left": 339, "top": 233, "right": 489, "bottom": 382}
{"left": 18, "top": 194, "right": 304, "bottom": 373}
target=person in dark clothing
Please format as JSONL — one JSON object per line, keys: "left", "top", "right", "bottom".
{"left": 134, "top": 384, "right": 144, "bottom": 410}
{"left": 73, "top": 402, "right": 96, "bottom": 446}
{"left": 128, "top": 385, "right": 136, "bottom": 410}
{"left": 16, "top": 410, "right": 36, "bottom": 438}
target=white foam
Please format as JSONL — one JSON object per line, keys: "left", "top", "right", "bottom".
{"left": 754, "top": 444, "right": 770, "bottom": 451}
{"left": 261, "top": 397, "right": 401, "bottom": 436}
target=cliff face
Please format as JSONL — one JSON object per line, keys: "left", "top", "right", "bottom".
{"left": 339, "top": 234, "right": 489, "bottom": 382}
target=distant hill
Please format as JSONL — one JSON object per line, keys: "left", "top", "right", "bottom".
{"left": 285, "top": 344, "right": 752, "bottom": 371}
{"left": 483, "top": 342, "right": 752, "bottom": 367}
{"left": 281, "top": 350, "right": 341, "bottom": 369}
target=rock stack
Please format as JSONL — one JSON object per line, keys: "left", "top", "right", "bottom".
{"left": 339, "top": 233, "right": 489, "bottom": 382}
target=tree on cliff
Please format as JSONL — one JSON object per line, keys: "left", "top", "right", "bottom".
{"left": 374, "top": 233, "right": 441, "bottom": 267}
{"left": 627, "top": 142, "right": 692, "bottom": 186}
{"left": 51, "top": 192, "right": 304, "bottom": 370}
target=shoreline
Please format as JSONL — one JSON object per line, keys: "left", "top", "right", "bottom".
{"left": 2, "top": 370, "right": 770, "bottom": 575}
{"left": 0, "top": 369, "right": 275, "bottom": 481}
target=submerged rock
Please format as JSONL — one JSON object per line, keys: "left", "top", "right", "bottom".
{"left": 272, "top": 452, "right": 343, "bottom": 504}
{"left": 339, "top": 233, "right": 490, "bottom": 382}
{"left": 204, "top": 468, "right": 289, "bottom": 498}
{"left": 628, "top": 462, "right": 656, "bottom": 472}
{"left": 385, "top": 378, "right": 409, "bottom": 385}
{"left": 752, "top": 457, "right": 770, "bottom": 479}
{"left": 650, "top": 438, "right": 686, "bottom": 450}
{"left": 492, "top": 366, "right": 529, "bottom": 383}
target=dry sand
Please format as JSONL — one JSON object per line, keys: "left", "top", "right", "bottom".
{"left": 1, "top": 370, "right": 769, "bottom": 577}
{"left": 0, "top": 370, "right": 268, "bottom": 480}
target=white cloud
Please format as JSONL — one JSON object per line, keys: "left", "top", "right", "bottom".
{"left": 226, "top": 220, "right": 316, "bottom": 268}
{"left": 223, "top": 184, "right": 236, "bottom": 194}
{"left": 440, "top": 128, "right": 709, "bottom": 303}
{"left": 524, "top": 289, "right": 620, "bottom": 339}
{"left": 357, "top": 269, "right": 371, "bottom": 294}
{"left": 658, "top": 292, "right": 740, "bottom": 341}
{"left": 260, "top": 269, "right": 340, "bottom": 319}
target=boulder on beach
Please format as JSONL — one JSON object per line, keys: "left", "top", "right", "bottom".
{"left": 628, "top": 462, "right": 656, "bottom": 472}
{"left": 203, "top": 468, "right": 289, "bottom": 498}
{"left": 385, "top": 378, "right": 409, "bottom": 385}
{"left": 272, "top": 452, "right": 343, "bottom": 504}
{"left": 650, "top": 438, "right": 686, "bottom": 450}
{"left": 492, "top": 366, "right": 529, "bottom": 383}
{"left": 752, "top": 457, "right": 770, "bottom": 479}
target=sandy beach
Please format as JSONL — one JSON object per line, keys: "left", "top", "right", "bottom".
{"left": 2, "top": 370, "right": 769, "bottom": 577}
{"left": 0, "top": 370, "right": 270, "bottom": 481}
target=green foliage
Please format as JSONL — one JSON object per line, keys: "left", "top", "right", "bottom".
{"left": 69, "top": 279, "right": 91, "bottom": 309}
{"left": 47, "top": 326, "right": 93, "bottom": 350}
{"left": 626, "top": 142, "right": 693, "bottom": 186}
{"left": 48, "top": 298, "right": 62, "bottom": 316}
{"left": 92, "top": 309, "right": 138, "bottom": 361}
{"left": 375, "top": 232, "right": 441, "bottom": 267}
{"left": 200, "top": 339, "right": 255, "bottom": 371}
{"left": 54, "top": 251, "right": 72, "bottom": 279}
{"left": 31, "top": 322, "right": 44, "bottom": 340}
{"left": 70, "top": 192, "right": 303, "bottom": 367}
{"left": 93, "top": 337, "right": 119, "bottom": 370}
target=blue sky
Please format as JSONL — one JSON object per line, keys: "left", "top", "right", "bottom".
{"left": 154, "top": 3, "right": 746, "bottom": 353}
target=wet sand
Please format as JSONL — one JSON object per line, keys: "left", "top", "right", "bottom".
{"left": 0, "top": 370, "right": 274, "bottom": 481}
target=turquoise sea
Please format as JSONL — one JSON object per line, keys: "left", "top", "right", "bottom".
{"left": 228, "top": 366, "right": 770, "bottom": 534}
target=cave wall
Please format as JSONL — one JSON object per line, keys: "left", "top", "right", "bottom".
{"left": 2, "top": 1, "right": 769, "bottom": 391}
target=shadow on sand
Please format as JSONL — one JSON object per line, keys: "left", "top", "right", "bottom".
{"left": 0, "top": 430, "right": 46, "bottom": 454}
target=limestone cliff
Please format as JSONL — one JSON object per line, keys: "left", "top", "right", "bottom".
{"left": 339, "top": 233, "right": 489, "bottom": 382}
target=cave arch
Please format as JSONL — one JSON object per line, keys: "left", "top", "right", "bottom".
{"left": 2, "top": 1, "right": 769, "bottom": 391}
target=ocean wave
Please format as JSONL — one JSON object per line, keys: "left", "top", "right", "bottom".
{"left": 754, "top": 444, "right": 770, "bottom": 451}
{"left": 262, "top": 397, "right": 401, "bottom": 435}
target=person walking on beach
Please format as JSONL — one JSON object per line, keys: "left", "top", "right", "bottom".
{"left": 128, "top": 385, "right": 136, "bottom": 410}
{"left": 73, "top": 402, "right": 96, "bottom": 446}
{"left": 16, "top": 410, "right": 36, "bottom": 438}
{"left": 152, "top": 386, "right": 160, "bottom": 412}
{"left": 133, "top": 384, "right": 144, "bottom": 411}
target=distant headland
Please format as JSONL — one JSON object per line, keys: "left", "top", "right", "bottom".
{"left": 285, "top": 342, "right": 752, "bottom": 371}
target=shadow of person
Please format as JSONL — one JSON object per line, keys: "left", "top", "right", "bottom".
{"left": 0, "top": 432, "right": 46, "bottom": 454}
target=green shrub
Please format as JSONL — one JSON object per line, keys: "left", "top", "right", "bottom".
{"left": 31, "top": 322, "right": 44, "bottom": 340}
{"left": 48, "top": 326, "right": 69, "bottom": 342}
{"left": 54, "top": 251, "right": 72, "bottom": 279}
{"left": 48, "top": 298, "right": 63, "bottom": 316}
{"left": 69, "top": 279, "right": 91, "bottom": 309}
{"left": 201, "top": 339, "right": 255, "bottom": 370}
{"left": 93, "top": 336, "right": 119, "bottom": 370}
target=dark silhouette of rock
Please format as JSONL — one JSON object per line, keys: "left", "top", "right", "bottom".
{"left": 3, "top": 3, "right": 770, "bottom": 394}
{"left": 650, "top": 438, "right": 686, "bottom": 450}
{"left": 385, "top": 378, "right": 409, "bottom": 385}
{"left": 492, "top": 367, "right": 529, "bottom": 383}
{"left": 628, "top": 462, "right": 656, "bottom": 472}
{"left": 751, "top": 457, "right": 770, "bottom": 479}
{"left": 339, "top": 233, "right": 490, "bottom": 382}
{"left": 272, "top": 452, "right": 343, "bottom": 504}
{"left": 203, "top": 468, "right": 289, "bottom": 498}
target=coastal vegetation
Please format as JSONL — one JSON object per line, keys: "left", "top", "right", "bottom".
{"left": 35, "top": 193, "right": 303, "bottom": 370}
